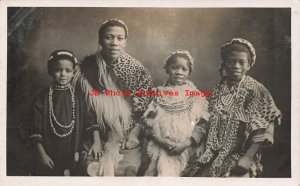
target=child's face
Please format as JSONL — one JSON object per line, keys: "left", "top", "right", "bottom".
{"left": 167, "top": 57, "right": 190, "bottom": 85}
{"left": 100, "top": 26, "right": 127, "bottom": 62}
{"left": 224, "top": 51, "right": 250, "bottom": 81}
{"left": 51, "top": 59, "right": 74, "bottom": 85}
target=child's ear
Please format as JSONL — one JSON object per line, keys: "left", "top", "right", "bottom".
{"left": 98, "top": 44, "right": 102, "bottom": 51}
{"left": 246, "top": 62, "right": 251, "bottom": 71}
{"left": 124, "top": 39, "right": 127, "bottom": 47}
{"left": 71, "top": 68, "right": 76, "bottom": 76}
{"left": 165, "top": 68, "right": 169, "bottom": 74}
{"left": 98, "top": 39, "right": 103, "bottom": 48}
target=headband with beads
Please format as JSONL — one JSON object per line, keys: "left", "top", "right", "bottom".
{"left": 164, "top": 49, "right": 195, "bottom": 72}
{"left": 221, "top": 38, "right": 256, "bottom": 67}
{"left": 100, "top": 19, "right": 129, "bottom": 38}
{"left": 48, "top": 50, "right": 78, "bottom": 64}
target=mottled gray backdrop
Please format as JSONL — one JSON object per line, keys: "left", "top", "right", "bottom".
{"left": 7, "top": 8, "right": 290, "bottom": 177}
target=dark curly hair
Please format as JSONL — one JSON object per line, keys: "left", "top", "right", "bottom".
{"left": 47, "top": 49, "right": 77, "bottom": 75}
{"left": 164, "top": 53, "right": 193, "bottom": 75}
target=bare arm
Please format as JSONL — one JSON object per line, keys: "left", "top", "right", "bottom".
{"left": 89, "top": 130, "right": 102, "bottom": 159}
{"left": 231, "top": 142, "right": 263, "bottom": 176}
{"left": 36, "top": 143, "right": 54, "bottom": 169}
{"left": 244, "top": 142, "right": 262, "bottom": 160}
{"left": 36, "top": 142, "right": 47, "bottom": 156}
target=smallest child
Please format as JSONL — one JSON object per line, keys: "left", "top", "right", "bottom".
{"left": 140, "top": 49, "right": 209, "bottom": 176}
{"left": 28, "top": 50, "right": 84, "bottom": 176}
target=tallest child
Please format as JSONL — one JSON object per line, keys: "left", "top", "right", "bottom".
{"left": 73, "top": 19, "right": 153, "bottom": 176}
{"left": 183, "top": 38, "right": 281, "bottom": 177}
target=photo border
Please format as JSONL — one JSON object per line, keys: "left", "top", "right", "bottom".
{"left": 1, "top": 0, "right": 299, "bottom": 185}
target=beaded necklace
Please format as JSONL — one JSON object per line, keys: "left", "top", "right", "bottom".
{"left": 48, "top": 84, "right": 76, "bottom": 138}
{"left": 53, "top": 83, "right": 71, "bottom": 90}
{"left": 158, "top": 81, "right": 196, "bottom": 115}
{"left": 158, "top": 95, "right": 195, "bottom": 115}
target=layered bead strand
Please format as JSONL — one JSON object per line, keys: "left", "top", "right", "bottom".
{"left": 48, "top": 86, "right": 75, "bottom": 138}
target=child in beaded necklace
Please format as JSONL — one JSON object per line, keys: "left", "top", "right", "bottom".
{"left": 28, "top": 50, "right": 84, "bottom": 176}
{"left": 138, "top": 50, "right": 210, "bottom": 176}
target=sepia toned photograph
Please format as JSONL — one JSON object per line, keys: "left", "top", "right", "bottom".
{"left": 5, "top": 5, "right": 292, "bottom": 182}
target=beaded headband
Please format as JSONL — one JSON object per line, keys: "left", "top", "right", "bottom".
{"left": 164, "top": 49, "right": 195, "bottom": 72}
{"left": 48, "top": 50, "right": 78, "bottom": 64}
{"left": 221, "top": 38, "right": 256, "bottom": 67}
{"left": 100, "top": 19, "right": 129, "bottom": 38}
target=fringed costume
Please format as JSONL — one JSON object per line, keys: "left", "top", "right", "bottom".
{"left": 143, "top": 81, "right": 209, "bottom": 176}
{"left": 73, "top": 51, "right": 153, "bottom": 176}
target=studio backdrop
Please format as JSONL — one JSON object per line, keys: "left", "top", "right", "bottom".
{"left": 7, "top": 7, "right": 290, "bottom": 177}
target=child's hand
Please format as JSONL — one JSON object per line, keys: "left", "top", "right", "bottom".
{"left": 237, "top": 155, "right": 252, "bottom": 170}
{"left": 125, "top": 135, "right": 140, "bottom": 149}
{"left": 145, "top": 128, "right": 154, "bottom": 140}
{"left": 168, "top": 143, "right": 187, "bottom": 156}
{"left": 89, "top": 141, "right": 103, "bottom": 160}
{"left": 40, "top": 153, "right": 54, "bottom": 169}
{"left": 231, "top": 155, "right": 252, "bottom": 176}
{"left": 124, "top": 126, "right": 142, "bottom": 149}
{"left": 159, "top": 139, "right": 175, "bottom": 152}
{"left": 196, "top": 142, "right": 206, "bottom": 157}
{"left": 36, "top": 143, "right": 54, "bottom": 169}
